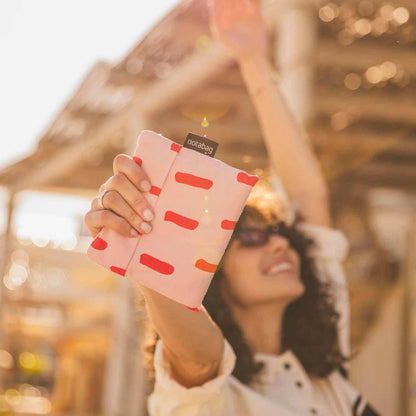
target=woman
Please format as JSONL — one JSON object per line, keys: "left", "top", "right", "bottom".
{"left": 84, "top": 1, "right": 381, "bottom": 414}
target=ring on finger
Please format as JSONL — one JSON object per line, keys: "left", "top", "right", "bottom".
{"left": 97, "top": 188, "right": 110, "bottom": 210}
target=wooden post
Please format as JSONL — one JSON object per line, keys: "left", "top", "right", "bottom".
{"left": 269, "top": 2, "right": 317, "bottom": 222}
{"left": 402, "top": 202, "right": 416, "bottom": 416}
{"left": 275, "top": 1, "right": 317, "bottom": 125}
{"left": 101, "top": 115, "right": 148, "bottom": 416}
{"left": 271, "top": 0, "right": 351, "bottom": 362}
{"left": 0, "top": 189, "right": 15, "bottom": 389}
{"left": 101, "top": 278, "right": 140, "bottom": 416}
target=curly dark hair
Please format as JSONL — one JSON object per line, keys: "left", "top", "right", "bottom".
{"left": 141, "top": 184, "right": 350, "bottom": 387}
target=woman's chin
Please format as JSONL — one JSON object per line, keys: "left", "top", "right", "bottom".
{"left": 252, "top": 281, "right": 305, "bottom": 305}
{"left": 275, "top": 280, "right": 305, "bottom": 302}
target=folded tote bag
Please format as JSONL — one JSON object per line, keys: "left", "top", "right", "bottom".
{"left": 87, "top": 130, "right": 258, "bottom": 308}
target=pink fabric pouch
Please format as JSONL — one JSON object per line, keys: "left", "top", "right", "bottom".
{"left": 87, "top": 130, "right": 258, "bottom": 308}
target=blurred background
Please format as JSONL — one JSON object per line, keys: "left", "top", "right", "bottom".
{"left": 0, "top": 0, "right": 415, "bottom": 415}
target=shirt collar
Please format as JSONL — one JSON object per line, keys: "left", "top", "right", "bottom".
{"left": 253, "top": 349, "right": 306, "bottom": 384}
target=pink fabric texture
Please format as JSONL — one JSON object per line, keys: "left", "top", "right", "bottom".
{"left": 87, "top": 130, "right": 258, "bottom": 308}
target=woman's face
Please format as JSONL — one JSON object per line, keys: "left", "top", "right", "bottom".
{"left": 221, "top": 217, "right": 305, "bottom": 309}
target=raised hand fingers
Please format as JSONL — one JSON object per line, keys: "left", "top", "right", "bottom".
{"left": 84, "top": 207, "right": 140, "bottom": 239}
{"left": 91, "top": 189, "right": 152, "bottom": 235}
{"left": 105, "top": 173, "right": 154, "bottom": 223}
{"left": 108, "top": 153, "right": 156, "bottom": 221}
{"left": 85, "top": 153, "right": 155, "bottom": 239}
{"left": 113, "top": 154, "right": 152, "bottom": 193}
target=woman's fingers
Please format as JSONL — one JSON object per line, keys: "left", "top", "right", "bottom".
{"left": 104, "top": 173, "right": 154, "bottom": 223}
{"left": 113, "top": 154, "right": 152, "bottom": 193}
{"left": 91, "top": 189, "right": 152, "bottom": 235}
{"left": 104, "top": 153, "right": 155, "bottom": 222}
{"left": 84, "top": 208, "right": 139, "bottom": 239}
{"left": 84, "top": 152, "right": 155, "bottom": 239}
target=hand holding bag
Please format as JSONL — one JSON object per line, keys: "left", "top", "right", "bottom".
{"left": 87, "top": 130, "right": 259, "bottom": 308}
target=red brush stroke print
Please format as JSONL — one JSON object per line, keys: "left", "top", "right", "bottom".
{"left": 195, "top": 259, "right": 218, "bottom": 273}
{"left": 91, "top": 236, "right": 108, "bottom": 250}
{"left": 221, "top": 220, "right": 237, "bottom": 230}
{"left": 171, "top": 143, "right": 182, "bottom": 152}
{"left": 185, "top": 305, "right": 200, "bottom": 312}
{"left": 110, "top": 266, "right": 126, "bottom": 276}
{"left": 150, "top": 186, "right": 161, "bottom": 196}
{"left": 133, "top": 156, "right": 142, "bottom": 166}
{"left": 140, "top": 253, "right": 174, "bottom": 275}
{"left": 175, "top": 172, "right": 213, "bottom": 190}
{"left": 237, "top": 172, "right": 259, "bottom": 186}
{"left": 164, "top": 211, "right": 199, "bottom": 230}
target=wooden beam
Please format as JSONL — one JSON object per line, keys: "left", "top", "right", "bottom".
{"left": 311, "top": 127, "right": 416, "bottom": 154}
{"left": 16, "top": 241, "right": 99, "bottom": 268}
{"left": 138, "top": 44, "right": 233, "bottom": 116}
{"left": 1, "top": 42, "right": 235, "bottom": 191}
{"left": 316, "top": 90, "right": 416, "bottom": 125}
{"left": 371, "top": 0, "right": 416, "bottom": 15}
{"left": 150, "top": 112, "right": 262, "bottom": 145}
{"left": 346, "top": 162, "right": 416, "bottom": 189}
{"left": 31, "top": 185, "right": 100, "bottom": 198}
{"left": 317, "top": 40, "right": 416, "bottom": 75}
{"left": 7, "top": 290, "right": 113, "bottom": 304}
{"left": 3, "top": 0, "right": 415, "bottom": 192}
{"left": 8, "top": 116, "right": 125, "bottom": 193}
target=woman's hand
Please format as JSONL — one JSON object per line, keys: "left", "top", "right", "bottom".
{"left": 208, "top": 0, "right": 268, "bottom": 61}
{"left": 84, "top": 154, "right": 155, "bottom": 239}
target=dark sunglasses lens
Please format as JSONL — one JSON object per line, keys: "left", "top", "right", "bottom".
{"left": 237, "top": 229, "right": 268, "bottom": 246}
{"left": 270, "top": 223, "right": 282, "bottom": 235}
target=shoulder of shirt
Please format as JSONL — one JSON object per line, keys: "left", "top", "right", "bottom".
{"left": 326, "top": 369, "right": 382, "bottom": 416}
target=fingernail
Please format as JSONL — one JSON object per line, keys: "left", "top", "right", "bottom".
{"left": 130, "top": 228, "right": 139, "bottom": 237}
{"left": 140, "top": 222, "right": 152, "bottom": 233}
{"left": 141, "top": 180, "right": 151, "bottom": 192}
{"left": 143, "top": 209, "right": 154, "bottom": 221}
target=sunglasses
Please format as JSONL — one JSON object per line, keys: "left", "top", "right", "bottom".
{"left": 233, "top": 222, "right": 286, "bottom": 247}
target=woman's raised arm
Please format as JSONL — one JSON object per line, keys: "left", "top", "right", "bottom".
{"left": 84, "top": 154, "right": 224, "bottom": 387}
{"left": 209, "top": 0, "right": 332, "bottom": 227}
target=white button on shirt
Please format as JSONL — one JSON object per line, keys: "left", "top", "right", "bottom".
{"left": 252, "top": 350, "right": 331, "bottom": 415}
{"left": 147, "top": 222, "right": 373, "bottom": 416}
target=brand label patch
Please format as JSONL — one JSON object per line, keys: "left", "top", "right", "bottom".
{"left": 183, "top": 133, "right": 218, "bottom": 157}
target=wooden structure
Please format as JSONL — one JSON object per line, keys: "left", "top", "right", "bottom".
{"left": 0, "top": 0, "right": 415, "bottom": 415}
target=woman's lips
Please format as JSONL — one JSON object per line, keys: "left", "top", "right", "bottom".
{"left": 263, "top": 256, "right": 295, "bottom": 276}
{"left": 264, "top": 262, "right": 294, "bottom": 276}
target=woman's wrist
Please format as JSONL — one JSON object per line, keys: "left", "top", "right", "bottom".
{"left": 238, "top": 57, "right": 280, "bottom": 98}
{"left": 238, "top": 54, "right": 269, "bottom": 76}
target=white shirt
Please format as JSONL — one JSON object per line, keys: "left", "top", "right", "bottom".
{"left": 147, "top": 223, "right": 379, "bottom": 416}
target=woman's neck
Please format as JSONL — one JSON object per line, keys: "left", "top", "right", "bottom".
{"left": 228, "top": 301, "right": 287, "bottom": 355}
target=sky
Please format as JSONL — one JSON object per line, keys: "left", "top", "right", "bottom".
{"left": 0, "top": 0, "right": 179, "bottom": 170}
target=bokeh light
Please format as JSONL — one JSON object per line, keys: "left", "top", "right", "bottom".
{"left": 319, "top": 3, "right": 340, "bottom": 22}
{"left": 354, "top": 18, "right": 372, "bottom": 36}
{"left": 344, "top": 73, "right": 362, "bottom": 90}
{"left": 371, "top": 17, "right": 389, "bottom": 36}
{"left": 4, "top": 389, "right": 21, "bottom": 407}
{"left": 201, "top": 117, "right": 209, "bottom": 128}
{"left": 19, "top": 352, "right": 38, "bottom": 371}
{"left": 393, "top": 7, "right": 409, "bottom": 25}
{"left": 0, "top": 350, "right": 14, "bottom": 370}
{"left": 14, "top": 212, "right": 79, "bottom": 250}
{"left": 179, "top": 103, "right": 230, "bottom": 123}
{"left": 366, "top": 66, "right": 383, "bottom": 84}
{"left": 195, "top": 35, "right": 212, "bottom": 52}
{"left": 380, "top": 61, "right": 397, "bottom": 79}
{"left": 331, "top": 111, "right": 350, "bottom": 130}
{"left": 379, "top": 4, "right": 395, "bottom": 21}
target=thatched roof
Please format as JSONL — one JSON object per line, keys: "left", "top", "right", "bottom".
{"left": 0, "top": 0, "right": 415, "bottom": 194}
